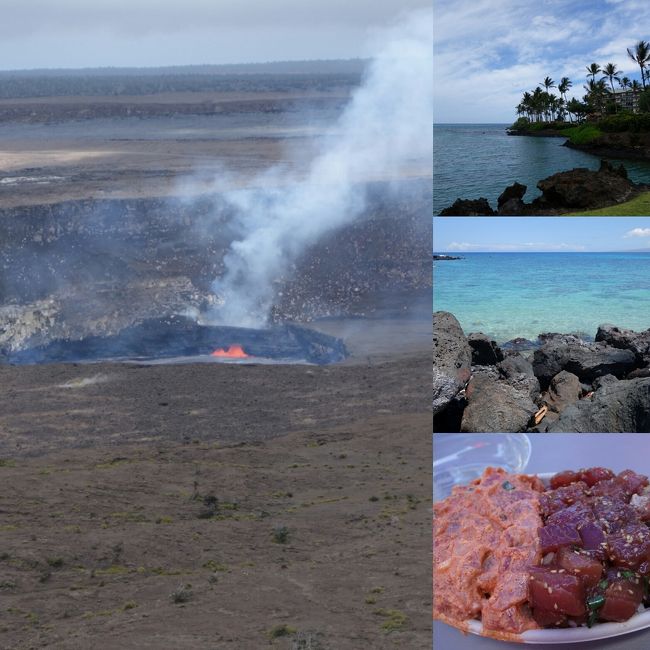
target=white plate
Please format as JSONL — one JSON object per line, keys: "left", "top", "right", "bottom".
{"left": 460, "top": 472, "right": 650, "bottom": 644}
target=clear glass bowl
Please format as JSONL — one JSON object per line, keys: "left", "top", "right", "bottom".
{"left": 433, "top": 433, "right": 531, "bottom": 501}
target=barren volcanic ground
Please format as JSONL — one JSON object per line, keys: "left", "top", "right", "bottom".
{"left": 0, "top": 82, "right": 431, "bottom": 649}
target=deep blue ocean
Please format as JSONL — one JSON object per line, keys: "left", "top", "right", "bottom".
{"left": 433, "top": 252, "right": 650, "bottom": 342}
{"left": 433, "top": 124, "right": 650, "bottom": 214}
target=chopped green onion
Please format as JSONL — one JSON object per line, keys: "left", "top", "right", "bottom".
{"left": 587, "top": 610, "right": 598, "bottom": 628}
{"left": 598, "top": 579, "right": 608, "bottom": 590}
{"left": 502, "top": 481, "right": 515, "bottom": 491}
{"left": 587, "top": 595, "right": 605, "bottom": 610}
{"left": 621, "top": 570, "right": 636, "bottom": 579}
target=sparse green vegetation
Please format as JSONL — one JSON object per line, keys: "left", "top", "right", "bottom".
{"left": 272, "top": 525, "right": 290, "bottom": 544}
{"left": 170, "top": 583, "right": 193, "bottom": 604}
{"left": 94, "top": 565, "right": 129, "bottom": 576}
{"left": 374, "top": 608, "right": 407, "bottom": 633}
{"left": 202, "top": 560, "right": 228, "bottom": 572}
{"left": 568, "top": 191, "right": 650, "bottom": 215}
{"left": 267, "top": 623, "right": 297, "bottom": 639}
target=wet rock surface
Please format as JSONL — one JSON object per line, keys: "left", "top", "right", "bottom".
{"left": 433, "top": 312, "right": 650, "bottom": 432}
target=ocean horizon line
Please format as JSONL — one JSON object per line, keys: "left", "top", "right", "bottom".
{"left": 433, "top": 250, "right": 650, "bottom": 254}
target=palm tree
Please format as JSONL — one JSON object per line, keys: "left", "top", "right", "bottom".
{"left": 601, "top": 63, "right": 621, "bottom": 112}
{"left": 584, "top": 78, "right": 608, "bottom": 114}
{"left": 558, "top": 77, "right": 572, "bottom": 121}
{"left": 542, "top": 76, "right": 556, "bottom": 93}
{"left": 586, "top": 63, "right": 601, "bottom": 82}
{"left": 619, "top": 76, "right": 631, "bottom": 90}
{"left": 627, "top": 40, "right": 650, "bottom": 88}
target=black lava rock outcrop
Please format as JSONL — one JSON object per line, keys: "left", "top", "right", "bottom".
{"left": 532, "top": 339, "right": 638, "bottom": 388}
{"left": 467, "top": 332, "right": 504, "bottom": 365}
{"left": 438, "top": 198, "right": 495, "bottom": 216}
{"left": 437, "top": 161, "right": 643, "bottom": 216}
{"left": 432, "top": 313, "right": 650, "bottom": 432}
{"left": 432, "top": 311, "right": 471, "bottom": 416}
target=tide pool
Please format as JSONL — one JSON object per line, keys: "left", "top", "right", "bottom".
{"left": 433, "top": 252, "right": 650, "bottom": 342}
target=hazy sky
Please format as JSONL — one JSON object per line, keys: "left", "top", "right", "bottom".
{"left": 0, "top": 0, "right": 429, "bottom": 70}
{"left": 434, "top": 0, "right": 650, "bottom": 123}
{"left": 434, "top": 217, "right": 650, "bottom": 252}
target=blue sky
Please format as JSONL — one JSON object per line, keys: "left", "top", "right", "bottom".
{"left": 434, "top": 0, "right": 650, "bottom": 123}
{"left": 434, "top": 217, "right": 650, "bottom": 252}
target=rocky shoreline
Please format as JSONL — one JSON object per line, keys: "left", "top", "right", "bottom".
{"left": 439, "top": 160, "right": 647, "bottom": 215}
{"left": 433, "top": 311, "right": 650, "bottom": 433}
{"left": 507, "top": 126, "right": 650, "bottom": 161}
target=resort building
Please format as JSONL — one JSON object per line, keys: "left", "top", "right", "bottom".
{"left": 608, "top": 88, "right": 641, "bottom": 112}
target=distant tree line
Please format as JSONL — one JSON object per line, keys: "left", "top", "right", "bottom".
{"left": 0, "top": 63, "right": 367, "bottom": 99}
{"left": 515, "top": 40, "right": 650, "bottom": 124}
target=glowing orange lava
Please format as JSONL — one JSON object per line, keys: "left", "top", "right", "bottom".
{"left": 210, "top": 344, "right": 250, "bottom": 359}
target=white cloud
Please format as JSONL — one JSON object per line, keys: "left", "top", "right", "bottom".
{"left": 446, "top": 241, "right": 586, "bottom": 251}
{"left": 624, "top": 228, "right": 650, "bottom": 238}
{"left": 434, "top": 0, "right": 650, "bottom": 122}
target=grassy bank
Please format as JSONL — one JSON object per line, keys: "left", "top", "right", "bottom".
{"left": 562, "top": 124, "right": 603, "bottom": 145}
{"left": 568, "top": 191, "right": 650, "bottom": 215}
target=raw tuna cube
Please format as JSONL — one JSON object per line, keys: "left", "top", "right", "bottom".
{"left": 590, "top": 479, "right": 627, "bottom": 498}
{"left": 579, "top": 467, "right": 615, "bottom": 487}
{"left": 529, "top": 568, "right": 586, "bottom": 616}
{"left": 547, "top": 503, "right": 594, "bottom": 529}
{"left": 617, "top": 470, "right": 649, "bottom": 496}
{"left": 540, "top": 483, "right": 589, "bottom": 517}
{"left": 592, "top": 497, "right": 636, "bottom": 532}
{"left": 600, "top": 579, "right": 644, "bottom": 622}
{"left": 540, "top": 523, "right": 582, "bottom": 554}
{"left": 578, "top": 521, "right": 607, "bottom": 560}
{"left": 532, "top": 606, "right": 567, "bottom": 627}
{"left": 550, "top": 470, "right": 581, "bottom": 489}
{"left": 556, "top": 546, "right": 604, "bottom": 588}
{"left": 608, "top": 524, "right": 650, "bottom": 570}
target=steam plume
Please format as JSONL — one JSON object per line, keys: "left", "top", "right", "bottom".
{"left": 209, "top": 9, "right": 433, "bottom": 327}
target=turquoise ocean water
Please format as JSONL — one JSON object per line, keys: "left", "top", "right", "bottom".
{"left": 433, "top": 253, "right": 650, "bottom": 343}
{"left": 433, "top": 124, "right": 650, "bottom": 214}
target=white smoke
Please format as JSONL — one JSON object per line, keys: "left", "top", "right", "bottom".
{"left": 208, "top": 8, "right": 433, "bottom": 327}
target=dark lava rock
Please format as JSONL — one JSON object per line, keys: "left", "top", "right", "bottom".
{"left": 438, "top": 198, "right": 495, "bottom": 216}
{"left": 537, "top": 332, "right": 590, "bottom": 345}
{"left": 497, "top": 182, "right": 527, "bottom": 208}
{"left": 547, "top": 377, "right": 650, "bottom": 432}
{"left": 533, "top": 340, "right": 638, "bottom": 388}
{"left": 460, "top": 373, "right": 536, "bottom": 433}
{"left": 501, "top": 337, "right": 539, "bottom": 353}
{"left": 497, "top": 197, "right": 526, "bottom": 215}
{"left": 543, "top": 370, "right": 582, "bottom": 414}
{"left": 498, "top": 353, "right": 540, "bottom": 400}
{"left": 433, "top": 311, "right": 472, "bottom": 416}
{"left": 533, "top": 163, "right": 635, "bottom": 210}
{"left": 467, "top": 332, "right": 504, "bottom": 365}
{"left": 596, "top": 323, "right": 650, "bottom": 361}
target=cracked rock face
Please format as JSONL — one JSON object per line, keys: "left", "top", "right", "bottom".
{"left": 532, "top": 340, "right": 638, "bottom": 388}
{"left": 460, "top": 372, "right": 536, "bottom": 433}
{"left": 548, "top": 377, "right": 650, "bottom": 433}
{"left": 432, "top": 311, "right": 471, "bottom": 416}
